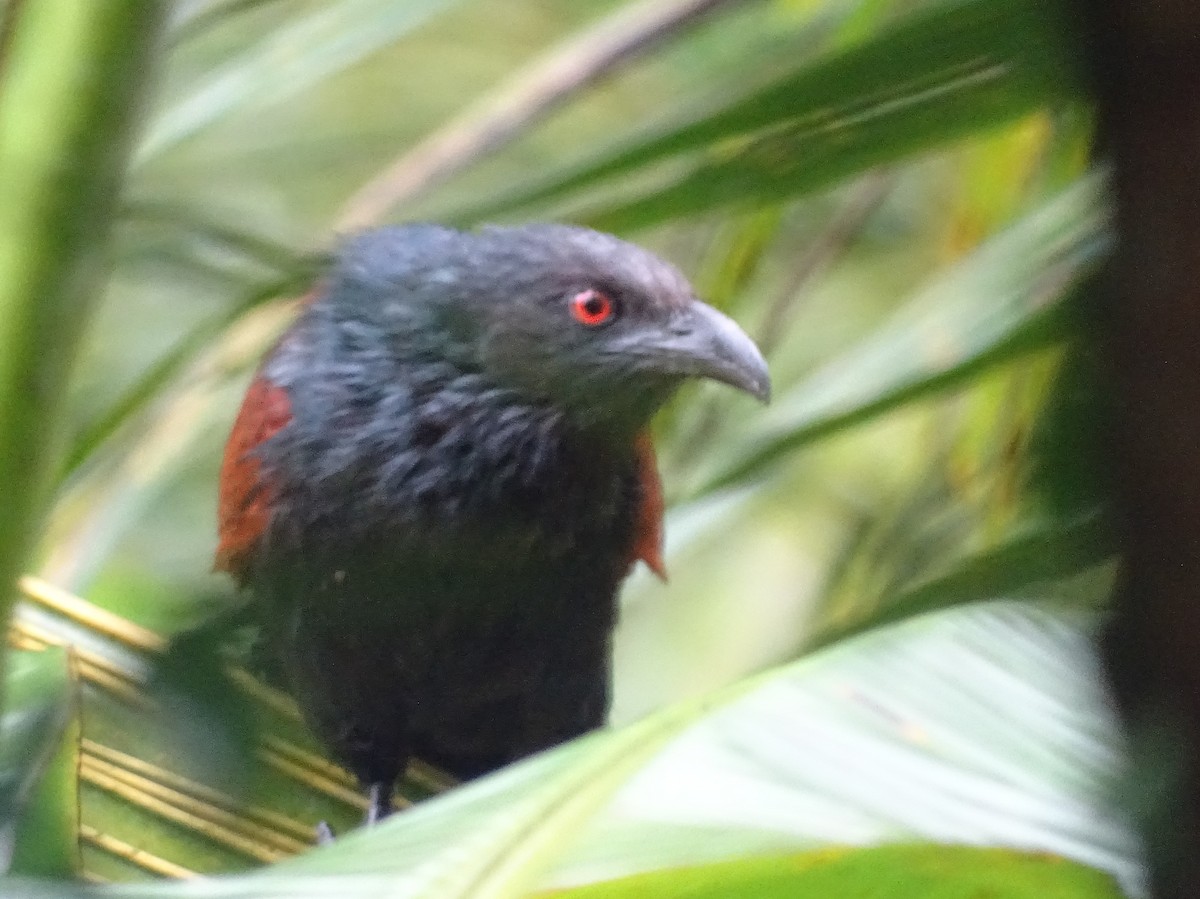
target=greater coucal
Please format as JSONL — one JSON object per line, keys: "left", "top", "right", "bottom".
{"left": 215, "top": 224, "right": 769, "bottom": 825}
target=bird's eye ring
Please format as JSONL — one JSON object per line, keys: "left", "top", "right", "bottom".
{"left": 570, "top": 289, "right": 616, "bottom": 327}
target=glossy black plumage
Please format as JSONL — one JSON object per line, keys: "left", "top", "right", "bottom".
{"left": 217, "top": 224, "right": 769, "bottom": 819}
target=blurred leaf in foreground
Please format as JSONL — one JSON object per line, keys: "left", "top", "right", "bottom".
{"left": 544, "top": 844, "right": 1128, "bottom": 899}
{"left": 696, "top": 172, "right": 1108, "bottom": 495}
{"left": 0, "top": 600, "right": 1139, "bottom": 894}
{"left": 139, "top": 0, "right": 460, "bottom": 161}
{"left": 462, "top": 0, "right": 1084, "bottom": 227}
{"left": 0, "top": 647, "right": 78, "bottom": 878}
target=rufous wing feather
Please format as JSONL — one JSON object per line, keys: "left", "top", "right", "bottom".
{"left": 629, "top": 431, "right": 666, "bottom": 581}
{"left": 214, "top": 375, "right": 292, "bottom": 580}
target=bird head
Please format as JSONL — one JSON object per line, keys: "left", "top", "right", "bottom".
{"left": 328, "top": 223, "right": 770, "bottom": 433}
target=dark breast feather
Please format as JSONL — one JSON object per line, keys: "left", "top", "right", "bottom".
{"left": 236, "top": 341, "right": 650, "bottom": 780}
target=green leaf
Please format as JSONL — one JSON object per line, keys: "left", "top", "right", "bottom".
{"left": 120, "top": 200, "right": 308, "bottom": 275}
{"left": 138, "top": 0, "right": 459, "bottom": 161}
{"left": 696, "top": 173, "right": 1108, "bottom": 495}
{"left": 60, "top": 265, "right": 317, "bottom": 484}
{"left": 169, "top": 0, "right": 294, "bottom": 46}
{"left": 43, "top": 293, "right": 304, "bottom": 592}
{"left": 1025, "top": 340, "right": 1111, "bottom": 520}
{"left": 0, "top": 0, "right": 167, "bottom": 689}
{"left": 23, "top": 602, "right": 1140, "bottom": 895}
{"left": 810, "top": 509, "right": 1115, "bottom": 649}
{"left": 460, "top": 0, "right": 1083, "bottom": 226}
{"left": 537, "top": 603, "right": 1137, "bottom": 893}
{"left": 11, "top": 576, "right": 447, "bottom": 878}
{"left": 546, "top": 844, "right": 1128, "bottom": 899}
{"left": 1, "top": 647, "right": 78, "bottom": 877}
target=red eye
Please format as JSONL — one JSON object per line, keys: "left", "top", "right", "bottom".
{"left": 570, "top": 289, "right": 616, "bottom": 327}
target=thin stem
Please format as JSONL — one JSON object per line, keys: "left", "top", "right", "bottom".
{"left": 755, "top": 171, "right": 893, "bottom": 358}
{"left": 671, "top": 173, "right": 892, "bottom": 473}
{"left": 333, "top": 0, "right": 751, "bottom": 232}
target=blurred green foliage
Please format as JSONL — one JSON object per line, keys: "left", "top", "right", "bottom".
{"left": 0, "top": 0, "right": 1130, "bottom": 895}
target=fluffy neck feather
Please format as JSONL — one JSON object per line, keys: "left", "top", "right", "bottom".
{"left": 257, "top": 305, "right": 639, "bottom": 562}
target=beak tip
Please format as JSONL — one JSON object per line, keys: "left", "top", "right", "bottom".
{"left": 657, "top": 300, "right": 771, "bottom": 403}
{"left": 753, "top": 378, "right": 772, "bottom": 404}
{"left": 737, "top": 366, "right": 771, "bottom": 405}
{"left": 728, "top": 339, "right": 770, "bottom": 405}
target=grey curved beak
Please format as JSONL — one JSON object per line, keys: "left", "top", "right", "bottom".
{"left": 652, "top": 300, "right": 771, "bottom": 402}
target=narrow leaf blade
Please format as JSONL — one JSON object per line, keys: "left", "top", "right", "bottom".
{"left": 1, "top": 647, "right": 79, "bottom": 877}
{"left": 462, "top": 0, "right": 1083, "bottom": 224}
{"left": 696, "top": 174, "right": 1108, "bottom": 495}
